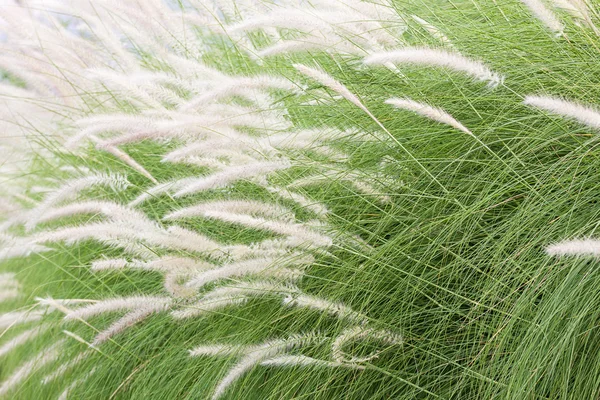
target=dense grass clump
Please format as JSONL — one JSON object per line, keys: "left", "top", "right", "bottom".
{"left": 2, "top": 0, "right": 600, "bottom": 399}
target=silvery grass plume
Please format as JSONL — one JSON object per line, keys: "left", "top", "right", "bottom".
{"left": 546, "top": 239, "right": 600, "bottom": 256}
{"left": 0, "top": 326, "right": 48, "bottom": 358}
{"left": 524, "top": 95, "right": 600, "bottom": 130}
{"left": 385, "top": 98, "right": 473, "bottom": 136}
{"left": 364, "top": 47, "right": 504, "bottom": 87}
{"left": 191, "top": 333, "right": 325, "bottom": 400}
{"left": 3, "top": 0, "right": 600, "bottom": 398}
{"left": 519, "top": 0, "right": 565, "bottom": 35}
{"left": 0, "top": 272, "right": 18, "bottom": 302}
{"left": 331, "top": 326, "right": 403, "bottom": 364}
{"left": 224, "top": 0, "right": 405, "bottom": 59}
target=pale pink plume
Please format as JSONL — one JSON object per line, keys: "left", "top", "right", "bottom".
{"left": 179, "top": 75, "right": 298, "bottom": 111}
{"left": 25, "top": 173, "right": 129, "bottom": 231}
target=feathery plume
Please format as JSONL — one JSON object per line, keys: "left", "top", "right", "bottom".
{"left": 171, "top": 295, "right": 249, "bottom": 319}
{"left": 161, "top": 129, "right": 339, "bottom": 164}
{"left": 31, "top": 201, "right": 157, "bottom": 231}
{"left": 162, "top": 141, "right": 263, "bottom": 166}
{"left": 257, "top": 40, "right": 363, "bottom": 58}
{"left": 90, "top": 258, "right": 131, "bottom": 271}
{"left": 26, "top": 173, "right": 129, "bottom": 231}
{"left": 172, "top": 281, "right": 298, "bottom": 319}
{"left": 201, "top": 281, "right": 298, "bottom": 300}
{"left": 552, "top": 0, "right": 586, "bottom": 19}
{"left": 189, "top": 344, "right": 248, "bottom": 357}
{"left": 266, "top": 187, "right": 329, "bottom": 218}
{"left": 0, "top": 288, "right": 19, "bottom": 302}
{"left": 64, "top": 296, "right": 172, "bottom": 321}
{"left": 0, "top": 272, "right": 18, "bottom": 302}
{"left": 93, "top": 137, "right": 158, "bottom": 184}
{"left": 97, "top": 115, "right": 285, "bottom": 148}
{"left": 554, "top": 0, "right": 600, "bottom": 34}
{"left": 0, "top": 310, "right": 43, "bottom": 329}
{"left": 282, "top": 294, "right": 367, "bottom": 324}
{"left": 261, "top": 355, "right": 363, "bottom": 369}
{"left": 290, "top": 170, "right": 392, "bottom": 203}
{"left": 294, "top": 64, "right": 370, "bottom": 115}
{"left": 227, "top": 6, "right": 399, "bottom": 51}
{"left": 91, "top": 256, "right": 214, "bottom": 273}
{"left": 166, "top": 225, "right": 225, "bottom": 255}
{"left": 179, "top": 75, "right": 297, "bottom": 111}
{"left": 385, "top": 98, "right": 474, "bottom": 136}
{"left": 364, "top": 47, "right": 503, "bottom": 87}
{"left": 524, "top": 95, "right": 600, "bottom": 130}
{"left": 223, "top": 238, "right": 300, "bottom": 261}
{"left": 332, "top": 327, "right": 402, "bottom": 363}
{"left": 184, "top": 256, "right": 311, "bottom": 289}
{"left": 34, "top": 222, "right": 222, "bottom": 256}
{"left": 35, "top": 297, "right": 78, "bottom": 315}
{"left": 62, "top": 331, "right": 99, "bottom": 351}
{"left": 209, "top": 333, "right": 322, "bottom": 400}
{"left": 93, "top": 307, "right": 160, "bottom": 344}
{"left": 129, "top": 178, "right": 197, "bottom": 207}
{"left": 173, "top": 161, "right": 291, "bottom": 197}
{"left": 0, "top": 241, "right": 51, "bottom": 261}
{"left": 0, "top": 340, "right": 64, "bottom": 397}
{"left": 95, "top": 259, "right": 215, "bottom": 295}
{"left": 546, "top": 239, "right": 600, "bottom": 256}
{"left": 175, "top": 200, "right": 295, "bottom": 221}
{"left": 0, "top": 325, "right": 48, "bottom": 358}
{"left": 164, "top": 270, "right": 198, "bottom": 298}
{"left": 0, "top": 272, "right": 17, "bottom": 286}
{"left": 227, "top": 10, "right": 338, "bottom": 35}
{"left": 165, "top": 208, "right": 332, "bottom": 248}
{"left": 519, "top": 0, "right": 565, "bottom": 35}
